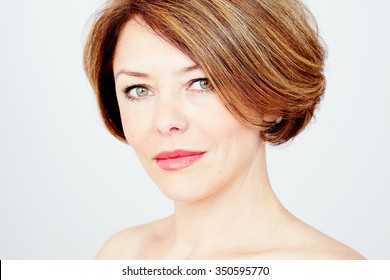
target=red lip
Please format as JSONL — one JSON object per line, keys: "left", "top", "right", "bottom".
{"left": 153, "top": 150, "right": 206, "bottom": 171}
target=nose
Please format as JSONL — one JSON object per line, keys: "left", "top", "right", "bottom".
{"left": 153, "top": 93, "right": 189, "bottom": 135}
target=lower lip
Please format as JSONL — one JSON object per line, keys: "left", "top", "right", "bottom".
{"left": 155, "top": 153, "right": 205, "bottom": 171}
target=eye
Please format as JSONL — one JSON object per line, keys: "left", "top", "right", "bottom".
{"left": 122, "top": 84, "right": 151, "bottom": 100}
{"left": 132, "top": 87, "right": 149, "bottom": 97}
{"left": 190, "top": 78, "right": 213, "bottom": 91}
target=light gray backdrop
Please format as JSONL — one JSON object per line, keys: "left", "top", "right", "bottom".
{"left": 0, "top": 0, "right": 389, "bottom": 259}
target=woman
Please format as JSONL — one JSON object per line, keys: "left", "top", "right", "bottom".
{"left": 83, "top": 0, "right": 364, "bottom": 259}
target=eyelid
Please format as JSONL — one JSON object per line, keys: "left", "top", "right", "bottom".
{"left": 120, "top": 79, "right": 212, "bottom": 100}
{"left": 188, "top": 77, "right": 207, "bottom": 84}
{"left": 120, "top": 83, "right": 155, "bottom": 102}
{"left": 187, "top": 78, "right": 213, "bottom": 91}
{"left": 121, "top": 83, "right": 150, "bottom": 94}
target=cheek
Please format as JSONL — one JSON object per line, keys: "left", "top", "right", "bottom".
{"left": 204, "top": 102, "right": 254, "bottom": 139}
{"left": 206, "top": 103, "right": 261, "bottom": 158}
{"left": 122, "top": 120, "right": 145, "bottom": 149}
{"left": 116, "top": 95, "right": 149, "bottom": 144}
{"left": 119, "top": 108, "right": 147, "bottom": 148}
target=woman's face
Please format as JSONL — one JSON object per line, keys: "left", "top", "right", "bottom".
{"left": 113, "top": 18, "right": 265, "bottom": 202}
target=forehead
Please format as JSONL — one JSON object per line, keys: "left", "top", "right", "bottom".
{"left": 113, "top": 18, "right": 195, "bottom": 74}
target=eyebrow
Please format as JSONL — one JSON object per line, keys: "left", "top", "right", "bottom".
{"left": 115, "top": 64, "right": 200, "bottom": 79}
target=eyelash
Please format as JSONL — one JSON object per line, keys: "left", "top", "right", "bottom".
{"left": 189, "top": 78, "right": 214, "bottom": 94}
{"left": 121, "top": 78, "right": 213, "bottom": 101}
{"left": 121, "top": 83, "right": 150, "bottom": 102}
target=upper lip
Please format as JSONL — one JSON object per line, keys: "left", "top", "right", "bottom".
{"left": 153, "top": 149, "right": 206, "bottom": 160}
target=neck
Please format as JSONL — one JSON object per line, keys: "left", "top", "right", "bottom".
{"left": 167, "top": 147, "right": 288, "bottom": 258}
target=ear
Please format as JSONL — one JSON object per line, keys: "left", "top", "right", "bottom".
{"left": 262, "top": 114, "right": 283, "bottom": 124}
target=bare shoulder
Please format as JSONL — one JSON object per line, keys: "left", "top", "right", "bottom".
{"left": 303, "top": 233, "right": 366, "bottom": 260}
{"left": 241, "top": 213, "right": 366, "bottom": 260}
{"left": 277, "top": 219, "right": 366, "bottom": 260}
{"left": 95, "top": 216, "right": 172, "bottom": 259}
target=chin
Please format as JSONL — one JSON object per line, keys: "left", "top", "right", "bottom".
{"left": 146, "top": 163, "right": 227, "bottom": 203}
{"left": 154, "top": 178, "right": 221, "bottom": 203}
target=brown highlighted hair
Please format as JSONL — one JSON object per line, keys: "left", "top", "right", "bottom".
{"left": 83, "top": 0, "right": 326, "bottom": 145}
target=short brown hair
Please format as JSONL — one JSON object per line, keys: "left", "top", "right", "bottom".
{"left": 83, "top": 0, "right": 326, "bottom": 145}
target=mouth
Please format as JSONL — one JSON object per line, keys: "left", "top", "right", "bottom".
{"left": 153, "top": 150, "right": 206, "bottom": 171}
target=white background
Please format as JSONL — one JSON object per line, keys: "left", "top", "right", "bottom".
{"left": 0, "top": 0, "right": 389, "bottom": 259}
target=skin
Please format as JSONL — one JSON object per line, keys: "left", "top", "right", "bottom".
{"left": 97, "top": 18, "right": 365, "bottom": 260}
